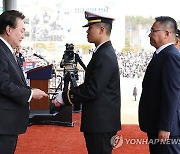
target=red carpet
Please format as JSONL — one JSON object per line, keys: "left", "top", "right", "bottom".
{"left": 15, "top": 113, "right": 149, "bottom": 154}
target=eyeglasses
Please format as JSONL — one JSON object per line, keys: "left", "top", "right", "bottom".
{"left": 149, "top": 29, "right": 166, "bottom": 34}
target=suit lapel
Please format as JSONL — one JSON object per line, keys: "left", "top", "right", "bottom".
{"left": 148, "top": 45, "right": 171, "bottom": 66}
{"left": 8, "top": 51, "right": 27, "bottom": 84}
{"left": 144, "top": 45, "right": 174, "bottom": 83}
{"left": 0, "top": 40, "right": 27, "bottom": 85}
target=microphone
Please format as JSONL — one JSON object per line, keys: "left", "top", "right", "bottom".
{"left": 33, "top": 53, "right": 49, "bottom": 65}
{"left": 33, "top": 53, "right": 44, "bottom": 59}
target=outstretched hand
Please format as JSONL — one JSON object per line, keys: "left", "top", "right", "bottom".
{"left": 32, "top": 88, "right": 48, "bottom": 99}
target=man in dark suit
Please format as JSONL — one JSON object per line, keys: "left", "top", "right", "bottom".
{"left": 0, "top": 10, "right": 48, "bottom": 154}
{"left": 138, "top": 16, "right": 180, "bottom": 154}
{"left": 14, "top": 46, "right": 25, "bottom": 69}
{"left": 54, "top": 11, "right": 121, "bottom": 154}
{"left": 175, "top": 29, "right": 180, "bottom": 50}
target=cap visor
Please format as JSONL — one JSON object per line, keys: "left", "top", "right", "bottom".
{"left": 82, "top": 24, "right": 89, "bottom": 27}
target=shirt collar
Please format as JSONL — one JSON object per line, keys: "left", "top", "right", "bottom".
{"left": 93, "top": 40, "right": 109, "bottom": 53}
{"left": 0, "top": 37, "right": 14, "bottom": 54}
{"left": 155, "top": 42, "right": 174, "bottom": 54}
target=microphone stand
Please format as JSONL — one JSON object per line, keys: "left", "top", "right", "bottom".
{"left": 33, "top": 53, "right": 49, "bottom": 65}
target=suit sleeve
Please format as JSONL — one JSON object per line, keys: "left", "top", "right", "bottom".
{"left": 75, "top": 54, "right": 86, "bottom": 70}
{"left": 157, "top": 53, "right": 180, "bottom": 131}
{"left": 62, "top": 53, "right": 115, "bottom": 105}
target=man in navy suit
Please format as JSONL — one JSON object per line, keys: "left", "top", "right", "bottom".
{"left": 175, "top": 29, "right": 180, "bottom": 50}
{"left": 139, "top": 16, "right": 180, "bottom": 154}
{"left": 0, "top": 10, "right": 48, "bottom": 154}
{"left": 54, "top": 11, "right": 121, "bottom": 154}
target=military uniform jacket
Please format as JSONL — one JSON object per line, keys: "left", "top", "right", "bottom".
{"left": 139, "top": 44, "right": 180, "bottom": 136}
{"left": 62, "top": 41, "right": 121, "bottom": 133}
{"left": 0, "top": 40, "right": 31, "bottom": 135}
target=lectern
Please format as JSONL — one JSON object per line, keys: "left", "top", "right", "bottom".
{"left": 27, "top": 64, "right": 73, "bottom": 127}
{"left": 26, "top": 64, "right": 53, "bottom": 112}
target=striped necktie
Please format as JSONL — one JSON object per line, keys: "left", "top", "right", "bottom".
{"left": 13, "top": 53, "right": 18, "bottom": 62}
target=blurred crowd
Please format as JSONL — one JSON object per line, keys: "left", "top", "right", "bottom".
{"left": 20, "top": 47, "right": 153, "bottom": 79}
{"left": 20, "top": 47, "right": 58, "bottom": 68}
{"left": 117, "top": 51, "right": 153, "bottom": 78}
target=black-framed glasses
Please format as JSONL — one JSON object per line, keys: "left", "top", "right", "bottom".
{"left": 149, "top": 29, "right": 166, "bottom": 34}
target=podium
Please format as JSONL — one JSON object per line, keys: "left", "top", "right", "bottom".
{"left": 26, "top": 64, "right": 73, "bottom": 127}
{"left": 26, "top": 64, "right": 53, "bottom": 112}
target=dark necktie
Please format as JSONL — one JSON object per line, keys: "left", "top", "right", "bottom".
{"left": 92, "top": 52, "right": 95, "bottom": 58}
{"left": 152, "top": 52, "right": 157, "bottom": 58}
